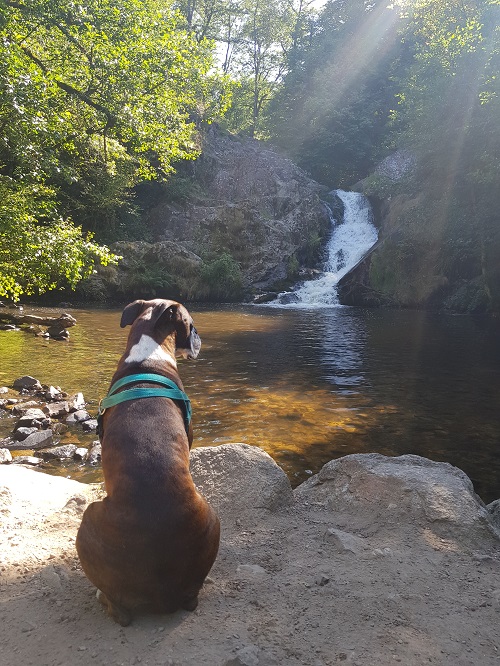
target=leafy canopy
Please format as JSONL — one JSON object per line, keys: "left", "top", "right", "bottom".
{"left": 0, "top": 0, "right": 230, "bottom": 300}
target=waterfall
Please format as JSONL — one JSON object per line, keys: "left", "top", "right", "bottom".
{"left": 269, "top": 190, "right": 378, "bottom": 308}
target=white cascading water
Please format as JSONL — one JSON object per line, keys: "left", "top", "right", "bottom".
{"left": 271, "top": 189, "right": 378, "bottom": 308}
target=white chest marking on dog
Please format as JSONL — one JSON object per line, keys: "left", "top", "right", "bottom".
{"left": 125, "top": 335, "right": 177, "bottom": 367}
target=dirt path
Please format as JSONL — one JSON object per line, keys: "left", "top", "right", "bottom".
{"left": 1, "top": 447, "right": 499, "bottom": 666}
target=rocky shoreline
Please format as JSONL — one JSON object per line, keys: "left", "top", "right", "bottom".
{"left": 0, "top": 375, "right": 101, "bottom": 470}
{"left": 1, "top": 443, "right": 500, "bottom": 665}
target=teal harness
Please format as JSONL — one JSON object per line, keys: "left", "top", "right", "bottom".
{"left": 97, "top": 373, "right": 192, "bottom": 438}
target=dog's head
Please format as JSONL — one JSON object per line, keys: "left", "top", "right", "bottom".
{"left": 120, "top": 299, "right": 201, "bottom": 361}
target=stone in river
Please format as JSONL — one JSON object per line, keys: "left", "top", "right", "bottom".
{"left": 82, "top": 419, "right": 98, "bottom": 433}
{"left": 13, "top": 376, "right": 42, "bottom": 392}
{"left": 43, "top": 401, "right": 70, "bottom": 419}
{"left": 12, "top": 455, "right": 42, "bottom": 466}
{"left": 12, "top": 429, "right": 54, "bottom": 451}
{"left": 73, "top": 447, "right": 89, "bottom": 462}
{"left": 40, "top": 444, "right": 78, "bottom": 460}
{"left": 15, "top": 408, "right": 47, "bottom": 428}
{"left": 68, "top": 393, "right": 86, "bottom": 412}
{"left": 66, "top": 410, "right": 91, "bottom": 424}
{"left": 88, "top": 442, "right": 102, "bottom": 465}
{"left": 13, "top": 427, "right": 39, "bottom": 442}
{"left": 42, "top": 386, "right": 65, "bottom": 402}
{"left": 12, "top": 401, "right": 40, "bottom": 416}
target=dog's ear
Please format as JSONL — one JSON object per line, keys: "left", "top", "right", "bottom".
{"left": 161, "top": 304, "right": 180, "bottom": 323}
{"left": 151, "top": 302, "right": 179, "bottom": 328}
{"left": 120, "top": 300, "right": 146, "bottom": 328}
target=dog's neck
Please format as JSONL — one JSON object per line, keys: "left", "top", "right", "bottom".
{"left": 120, "top": 320, "right": 177, "bottom": 372}
{"left": 123, "top": 333, "right": 177, "bottom": 369}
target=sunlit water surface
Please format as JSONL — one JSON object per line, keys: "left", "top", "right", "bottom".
{"left": 1, "top": 305, "right": 499, "bottom": 503}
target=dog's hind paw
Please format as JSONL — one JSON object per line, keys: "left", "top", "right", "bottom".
{"left": 96, "top": 589, "right": 132, "bottom": 626}
{"left": 181, "top": 595, "right": 199, "bottom": 612}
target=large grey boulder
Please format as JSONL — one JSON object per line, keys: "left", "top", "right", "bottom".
{"left": 295, "top": 453, "right": 499, "bottom": 544}
{"left": 0, "top": 465, "right": 90, "bottom": 522}
{"left": 190, "top": 444, "right": 293, "bottom": 524}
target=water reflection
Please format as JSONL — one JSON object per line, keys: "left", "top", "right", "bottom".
{"left": 0, "top": 305, "right": 499, "bottom": 502}
{"left": 317, "top": 308, "right": 368, "bottom": 391}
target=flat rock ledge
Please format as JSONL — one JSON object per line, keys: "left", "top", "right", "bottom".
{"left": 1, "top": 445, "right": 499, "bottom": 666}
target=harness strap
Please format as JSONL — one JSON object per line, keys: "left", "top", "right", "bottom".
{"left": 97, "top": 373, "right": 192, "bottom": 439}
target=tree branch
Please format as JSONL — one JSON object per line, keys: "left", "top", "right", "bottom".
{"left": 19, "top": 44, "right": 117, "bottom": 129}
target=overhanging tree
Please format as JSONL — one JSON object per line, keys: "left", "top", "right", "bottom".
{"left": 0, "top": 0, "right": 230, "bottom": 300}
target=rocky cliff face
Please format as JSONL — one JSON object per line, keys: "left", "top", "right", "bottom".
{"left": 78, "top": 128, "right": 330, "bottom": 302}
{"left": 338, "top": 151, "right": 499, "bottom": 313}
{"left": 145, "top": 127, "right": 330, "bottom": 290}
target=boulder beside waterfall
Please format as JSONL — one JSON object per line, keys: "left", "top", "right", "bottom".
{"left": 77, "top": 128, "right": 331, "bottom": 300}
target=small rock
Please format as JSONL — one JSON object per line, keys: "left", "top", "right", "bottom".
{"left": 82, "top": 419, "right": 98, "bottom": 433}
{"left": 41, "top": 385, "right": 65, "bottom": 401}
{"left": 0, "top": 448, "right": 12, "bottom": 463}
{"left": 315, "top": 575, "right": 330, "bottom": 586}
{"left": 73, "top": 447, "right": 89, "bottom": 462}
{"left": 11, "top": 429, "right": 54, "bottom": 451}
{"left": 88, "top": 442, "right": 102, "bottom": 465}
{"left": 45, "top": 325, "right": 70, "bottom": 340}
{"left": 13, "top": 376, "right": 42, "bottom": 391}
{"left": 11, "top": 401, "right": 40, "bottom": 416}
{"left": 40, "top": 565, "right": 63, "bottom": 592}
{"left": 66, "top": 409, "right": 91, "bottom": 424}
{"left": 43, "top": 401, "right": 70, "bottom": 418}
{"left": 223, "top": 645, "right": 261, "bottom": 666}
{"left": 68, "top": 393, "right": 86, "bottom": 412}
{"left": 0, "top": 399, "right": 7, "bottom": 410}
{"left": 52, "top": 422, "right": 68, "bottom": 435}
{"left": 20, "top": 621, "right": 38, "bottom": 633}
{"left": 0, "top": 386, "right": 8, "bottom": 394}
{"left": 15, "top": 408, "right": 47, "bottom": 428}
{"left": 236, "top": 564, "right": 268, "bottom": 577}
{"left": 12, "top": 455, "right": 42, "bottom": 466}
{"left": 371, "top": 547, "right": 394, "bottom": 558}
{"left": 64, "top": 494, "right": 87, "bottom": 513}
{"left": 13, "top": 427, "right": 39, "bottom": 442}
{"left": 40, "top": 444, "right": 78, "bottom": 460}
{"left": 323, "top": 528, "right": 368, "bottom": 555}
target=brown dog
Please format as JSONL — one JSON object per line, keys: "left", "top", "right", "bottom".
{"left": 76, "top": 299, "right": 220, "bottom": 626}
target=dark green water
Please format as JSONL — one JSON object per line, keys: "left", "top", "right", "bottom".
{"left": 1, "top": 304, "right": 499, "bottom": 503}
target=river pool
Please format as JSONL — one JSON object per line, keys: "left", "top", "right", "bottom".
{"left": 1, "top": 304, "right": 499, "bottom": 503}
